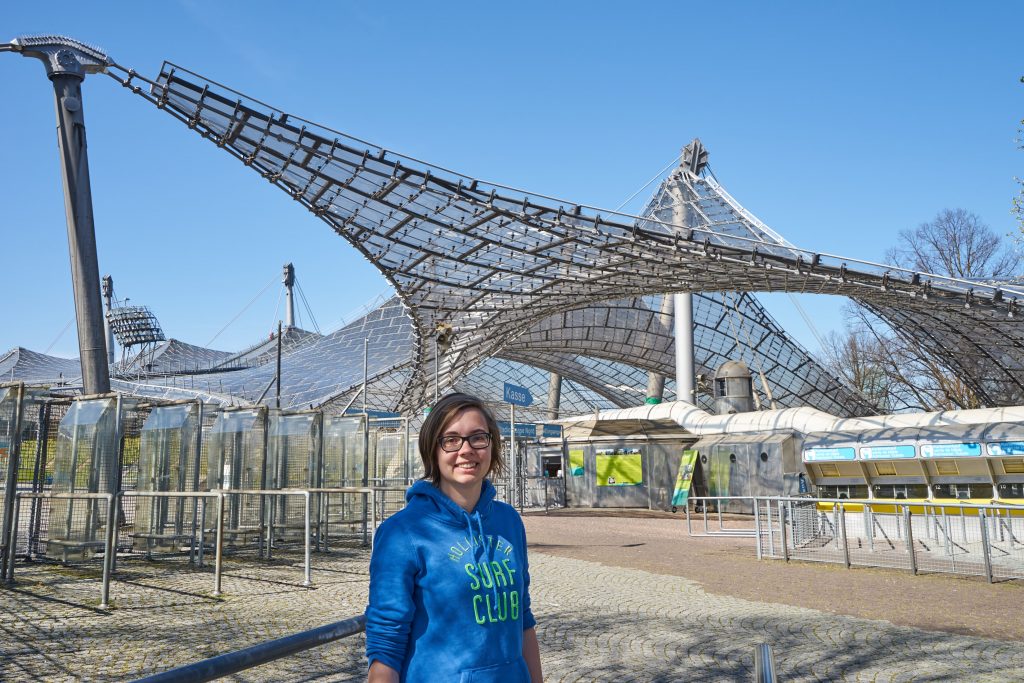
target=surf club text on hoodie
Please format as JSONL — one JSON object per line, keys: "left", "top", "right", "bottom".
{"left": 365, "top": 479, "right": 536, "bottom": 682}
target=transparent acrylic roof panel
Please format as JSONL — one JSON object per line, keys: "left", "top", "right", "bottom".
{"left": 58, "top": 398, "right": 115, "bottom": 434}
{"left": 140, "top": 403, "right": 195, "bottom": 431}
{"left": 270, "top": 412, "right": 317, "bottom": 437}
{"left": 101, "top": 59, "right": 1024, "bottom": 412}
{"left": 210, "top": 409, "right": 262, "bottom": 434}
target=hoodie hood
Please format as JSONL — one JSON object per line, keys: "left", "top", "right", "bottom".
{"left": 406, "top": 478, "right": 497, "bottom": 526}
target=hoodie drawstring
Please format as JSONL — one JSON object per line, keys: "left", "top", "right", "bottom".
{"left": 463, "top": 509, "right": 500, "bottom": 611}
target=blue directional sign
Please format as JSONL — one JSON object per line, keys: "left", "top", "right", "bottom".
{"left": 503, "top": 382, "right": 533, "bottom": 407}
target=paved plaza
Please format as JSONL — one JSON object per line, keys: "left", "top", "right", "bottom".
{"left": 1, "top": 514, "right": 1023, "bottom": 682}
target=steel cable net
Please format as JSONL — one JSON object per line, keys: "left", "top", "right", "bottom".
{"left": 101, "top": 60, "right": 1024, "bottom": 413}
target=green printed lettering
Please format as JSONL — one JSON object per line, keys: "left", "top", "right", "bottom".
{"left": 485, "top": 593, "right": 497, "bottom": 622}
{"left": 502, "top": 558, "right": 516, "bottom": 583}
{"left": 495, "top": 591, "right": 507, "bottom": 621}
{"left": 490, "top": 561, "right": 507, "bottom": 587}
{"left": 479, "top": 562, "right": 494, "bottom": 589}
{"left": 510, "top": 590, "right": 520, "bottom": 620}
{"left": 464, "top": 563, "right": 480, "bottom": 591}
{"left": 472, "top": 594, "right": 486, "bottom": 625}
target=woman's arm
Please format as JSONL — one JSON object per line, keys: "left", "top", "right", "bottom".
{"left": 368, "top": 660, "right": 400, "bottom": 683}
{"left": 523, "top": 627, "right": 543, "bottom": 682}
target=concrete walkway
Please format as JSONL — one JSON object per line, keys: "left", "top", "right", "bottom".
{"left": 1, "top": 516, "right": 1022, "bottom": 681}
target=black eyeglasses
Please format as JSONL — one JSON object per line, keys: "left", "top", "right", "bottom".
{"left": 438, "top": 432, "right": 492, "bottom": 452}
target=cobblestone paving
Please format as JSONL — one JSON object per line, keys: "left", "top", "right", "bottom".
{"left": 2, "top": 540, "right": 1022, "bottom": 681}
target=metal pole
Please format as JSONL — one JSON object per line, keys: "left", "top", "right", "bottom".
{"left": 510, "top": 403, "right": 516, "bottom": 509}
{"left": 6, "top": 494, "right": 21, "bottom": 583}
{"left": 190, "top": 401, "right": 204, "bottom": 566}
{"left": 979, "top": 509, "right": 994, "bottom": 584}
{"left": 778, "top": 500, "right": 789, "bottom": 562}
{"left": 1, "top": 384, "right": 25, "bottom": 578}
{"left": 369, "top": 489, "right": 378, "bottom": 546}
{"left": 754, "top": 498, "right": 762, "bottom": 560}
{"left": 839, "top": 503, "right": 851, "bottom": 569}
{"left": 198, "top": 497, "right": 207, "bottom": 568}
{"left": 669, "top": 173, "right": 696, "bottom": 404}
{"left": 13, "top": 40, "right": 111, "bottom": 394}
{"left": 213, "top": 492, "right": 224, "bottom": 597}
{"left": 100, "top": 493, "right": 117, "bottom": 609}
{"left": 433, "top": 336, "right": 439, "bottom": 404}
{"left": 303, "top": 491, "right": 312, "bottom": 587}
{"left": 276, "top": 322, "right": 282, "bottom": 409}
{"left": 903, "top": 505, "right": 917, "bottom": 575}
{"left": 547, "top": 372, "right": 562, "bottom": 419}
{"left": 674, "top": 293, "right": 695, "bottom": 404}
{"left": 363, "top": 337, "right": 369, "bottom": 413}
{"left": 754, "top": 643, "right": 778, "bottom": 683}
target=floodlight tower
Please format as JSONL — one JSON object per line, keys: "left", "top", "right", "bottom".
{"left": 5, "top": 36, "right": 112, "bottom": 394}
{"left": 101, "top": 274, "right": 116, "bottom": 366}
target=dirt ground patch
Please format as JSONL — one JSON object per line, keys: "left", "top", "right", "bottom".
{"left": 523, "top": 509, "right": 1024, "bottom": 642}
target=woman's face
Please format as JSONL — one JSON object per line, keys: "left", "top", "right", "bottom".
{"left": 436, "top": 407, "right": 492, "bottom": 497}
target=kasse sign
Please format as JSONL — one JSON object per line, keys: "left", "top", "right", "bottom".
{"left": 503, "top": 382, "right": 533, "bottom": 407}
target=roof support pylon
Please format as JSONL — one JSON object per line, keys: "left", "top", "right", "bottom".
{"left": 8, "top": 36, "right": 112, "bottom": 394}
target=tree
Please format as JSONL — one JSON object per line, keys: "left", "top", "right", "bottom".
{"left": 885, "top": 208, "right": 1020, "bottom": 279}
{"left": 826, "top": 209, "right": 1021, "bottom": 412}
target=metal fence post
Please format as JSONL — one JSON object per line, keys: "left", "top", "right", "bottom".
{"left": 303, "top": 491, "right": 312, "bottom": 588}
{"left": 100, "top": 492, "right": 117, "bottom": 609}
{"left": 6, "top": 494, "right": 21, "bottom": 583}
{"left": 197, "top": 497, "right": 207, "bottom": 568}
{"left": 213, "top": 492, "right": 225, "bottom": 597}
{"left": 903, "top": 505, "right": 917, "bottom": 576}
{"left": 865, "top": 504, "right": 874, "bottom": 553}
{"left": 778, "top": 500, "right": 789, "bottom": 562}
{"left": 838, "top": 503, "right": 851, "bottom": 569}
{"left": 766, "top": 499, "right": 775, "bottom": 557}
{"left": 753, "top": 498, "right": 762, "bottom": 560}
{"left": 369, "top": 489, "right": 378, "bottom": 548}
{"left": 0, "top": 383, "right": 25, "bottom": 580}
{"left": 979, "top": 509, "right": 993, "bottom": 584}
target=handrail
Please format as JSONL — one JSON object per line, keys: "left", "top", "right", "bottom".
{"left": 130, "top": 614, "right": 366, "bottom": 683}
{"left": 754, "top": 643, "right": 778, "bottom": 682}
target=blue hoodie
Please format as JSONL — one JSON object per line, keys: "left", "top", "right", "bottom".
{"left": 365, "top": 479, "right": 536, "bottom": 682}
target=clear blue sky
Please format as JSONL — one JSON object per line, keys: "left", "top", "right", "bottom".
{"left": 2, "top": 2, "right": 1021, "bottom": 360}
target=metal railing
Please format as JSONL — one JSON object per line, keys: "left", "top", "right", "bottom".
{"left": 687, "top": 495, "right": 1024, "bottom": 583}
{"left": 130, "top": 614, "right": 366, "bottom": 683}
{"left": 684, "top": 496, "right": 759, "bottom": 537}
{"left": 754, "top": 643, "right": 778, "bottom": 683}
{"left": 4, "top": 486, "right": 407, "bottom": 607}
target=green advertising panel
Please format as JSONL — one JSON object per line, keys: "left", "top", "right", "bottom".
{"left": 708, "top": 450, "right": 730, "bottom": 497}
{"left": 568, "top": 448, "right": 585, "bottom": 477}
{"left": 596, "top": 451, "right": 643, "bottom": 486}
{"left": 671, "top": 450, "right": 699, "bottom": 506}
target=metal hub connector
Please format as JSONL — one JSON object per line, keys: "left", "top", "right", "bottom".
{"left": 6, "top": 34, "right": 110, "bottom": 78}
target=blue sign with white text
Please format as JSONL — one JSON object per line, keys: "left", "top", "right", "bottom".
{"left": 920, "top": 442, "right": 981, "bottom": 458}
{"left": 497, "top": 421, "right": 537, "bottom": 438}
{"left": 988, "top": 441, "right": 1024, "bottom": 456}
{"left": 503, "top": 382, "right": 533, "bottom": 407}
{"left": 803, "top": 447, "right": 856, "bottom": 462}
{"left": 860, "top": 445, "right": 916, "bottom": 459}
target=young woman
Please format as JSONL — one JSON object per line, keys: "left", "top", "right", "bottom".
{"left": 365, "top": 393, "right": 543, "bottom": 682}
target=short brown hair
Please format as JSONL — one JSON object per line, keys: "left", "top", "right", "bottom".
{"left": 418, "top": 393, "right": 504, "bottom": 485}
